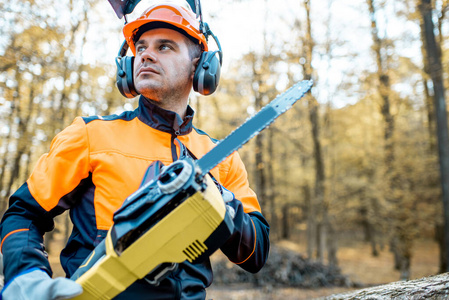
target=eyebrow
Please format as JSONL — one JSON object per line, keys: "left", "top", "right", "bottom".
{"left": 135, "top": 39, "right": 146, "bottom": 47}
{"left": 158, "top": 39, "right": 178, "bottom": 45}
{"left": 135, "top": 38, "right": 180, "bottom": 49}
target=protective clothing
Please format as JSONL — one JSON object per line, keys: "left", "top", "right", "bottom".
{"left": 0, "top": 97, "right": 270, "bottom": 299}
{"left": 123, "top": 2, "right": 208, "bottom": 55}
{"left": 1, "top": 268, "right": 82, "bottom": 300}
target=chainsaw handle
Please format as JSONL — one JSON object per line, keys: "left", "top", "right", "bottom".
{"left": 70, "top": 238, "right": 107, "bottom": 281}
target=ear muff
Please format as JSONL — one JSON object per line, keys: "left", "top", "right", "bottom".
{"left": 116, "top": 41, "right": 139, "bottom": 98}
{"left": 193, "top": 23, "right": 223, "bottom": 96}
{"left": 193, "top": 50, "right": 221, "bottom": 96}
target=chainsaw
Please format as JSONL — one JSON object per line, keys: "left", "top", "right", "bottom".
{"left": 69, "top": 80, "right": 313, "bottom": 299}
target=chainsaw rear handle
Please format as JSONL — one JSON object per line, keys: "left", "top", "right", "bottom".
{"left": 71, "top": 238, "right": 106, "bottom": 281}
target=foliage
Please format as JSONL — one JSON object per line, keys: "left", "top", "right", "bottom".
{"left": 0, "top": 0, "right": 448, "bottom": 285}
{"left": 0, "top": 0, "right": 134, "bottom": 208}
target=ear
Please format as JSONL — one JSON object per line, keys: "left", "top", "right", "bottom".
{"left": 191, "top": 57, "right": 200, "bottom": 78}
{"left": 193, "top": 57, "right": 200, "bottom": 68}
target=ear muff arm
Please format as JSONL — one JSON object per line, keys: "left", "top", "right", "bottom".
{"left": 118, "top": 40, "right": 129, "bottom": 57}
{"left": 115, "top": 56, "right": 125, "bottom": 77}
{"left": 203, "top": 23, "right": 222, "bottom": 65}
{"left": 116, "top": 40, "right": 129, "bottom": 78}
{"left": 115, "top": 40, "right": 139, "bottom": 98}
{"left": 201, "top": 50, "right": 221, "bottom": 69}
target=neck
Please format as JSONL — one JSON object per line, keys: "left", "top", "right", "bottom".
{"left": 140, "top": 86, "right": 191, "bottom": 119}
{"left": 144, "top": 97, "right": 188, "bottom": 119}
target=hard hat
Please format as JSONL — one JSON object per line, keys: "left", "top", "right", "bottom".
{"left": 123, "top": 2, "right": 208, "bottom": 55}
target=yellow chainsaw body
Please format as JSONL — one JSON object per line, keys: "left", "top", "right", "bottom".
{"left": 73, "top": 175, "right": 225, "bottom": 300}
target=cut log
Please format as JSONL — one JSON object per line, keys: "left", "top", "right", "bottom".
{"left": 324, "top": 273, "right": 449, "bottom": 299}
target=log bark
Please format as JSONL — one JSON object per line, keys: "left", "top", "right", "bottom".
{"left": 325, "top": 273, "right": 449, "bottom": 299}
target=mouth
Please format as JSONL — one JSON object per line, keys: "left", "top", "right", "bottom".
{"left": 137, "top": 66, "right": 160, "bottom": 77}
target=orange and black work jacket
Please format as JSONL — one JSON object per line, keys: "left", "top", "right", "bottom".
{"left": 0, "top": 97, "right": 270, "bottom": 299}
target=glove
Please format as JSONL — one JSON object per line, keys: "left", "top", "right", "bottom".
{"left": 211, "top": 177, "right": 236, "bottom": 219}
{"left": 220, "top": 185, "right": 236, "bottom": 219}
{"left": 1, "top": 268, "right": 83, "bottom": 300}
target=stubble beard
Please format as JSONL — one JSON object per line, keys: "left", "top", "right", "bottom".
{"left": 136, "top": 66, "right": 192, "bottom": 111}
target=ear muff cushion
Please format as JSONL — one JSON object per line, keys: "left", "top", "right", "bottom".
{"left": 116, "top": 56, "right": 139, "bottom": 98}
{"left": 193, "top": 51, "right": 221, "bottom": 96}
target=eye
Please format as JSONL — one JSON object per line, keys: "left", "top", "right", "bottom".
{"left": 159, "top": 44, "right": 172, "bottom": 51}
{"left": 136, "top": 45, "right": 146, "bottom": 53}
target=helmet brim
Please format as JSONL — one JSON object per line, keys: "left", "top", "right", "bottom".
{"left": 123, "top": 4, "right": 208, "bottom": 55}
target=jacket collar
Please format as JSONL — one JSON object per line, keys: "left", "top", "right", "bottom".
{"left": 137, "top": 96, "right": 194, "bottom": 136}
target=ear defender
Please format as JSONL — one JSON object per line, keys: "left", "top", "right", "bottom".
{"left": 116, "top": 41, "right": 139, "bottom": 98}
{"left": 193, "top": 50, "right": 221, "bottom": 96}
{"left": 193, "top": 23, "right": 223, "bottom": 96}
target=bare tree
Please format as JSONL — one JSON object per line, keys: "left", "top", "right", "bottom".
{"left": 367, "top": 0, "right": 415, "bottom": 280}
{"left": 301, "top": 0, "right": 337, "bottom": 265}
{"left": 418, "top": 0, "right": 449, "bottom": 273}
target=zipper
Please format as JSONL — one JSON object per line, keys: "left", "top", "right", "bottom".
{"left": 170, "top": 120, "right": 182, "bottom": 162}
{"left": 170, "top": 134, "right": 178, "bottom": 162}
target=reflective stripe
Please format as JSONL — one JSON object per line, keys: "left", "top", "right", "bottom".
{"left": 235, "top": 218, "right": 257, "bottom": 265}
{"left": 1, "top": 228, "right": 29, "bottom": 253}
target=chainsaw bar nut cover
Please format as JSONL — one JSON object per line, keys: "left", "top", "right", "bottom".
{"left": 157, "top": 160, "right": 193, "bottom": 194}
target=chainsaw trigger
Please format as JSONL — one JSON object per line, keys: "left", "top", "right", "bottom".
{"left": 143, "top": 263, "right": 179, "bottom": 286}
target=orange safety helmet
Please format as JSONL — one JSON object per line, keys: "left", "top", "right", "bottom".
{"left": 123, "top": 2, "right": 208, "bottom": 56}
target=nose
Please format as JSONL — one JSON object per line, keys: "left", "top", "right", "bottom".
{"left": 140, "top": 47, "right": 157, "bottom": 63}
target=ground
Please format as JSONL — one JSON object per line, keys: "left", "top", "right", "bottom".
{"left": 205, "top": 239, "right": 440, "bottom": 299}
{"left": 48, "top": 236, "right": 439, "bottom": 299}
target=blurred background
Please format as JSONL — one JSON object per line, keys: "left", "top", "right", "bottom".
{"left": 1, "top": 0, "right": 448, "bottom": 298}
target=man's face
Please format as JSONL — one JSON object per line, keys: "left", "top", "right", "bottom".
{"left": 133, "top": 28, "right": 196, "bottom": 103}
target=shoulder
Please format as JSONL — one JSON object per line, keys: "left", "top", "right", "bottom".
{"left": 192, "top": 126, "right": 219, "bottom": 144}
{"left": 81, "top": 109, "right": 138, "bottom": 125}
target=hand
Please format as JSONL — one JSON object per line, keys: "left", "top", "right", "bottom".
{"left": 220, "top": 185, "right": 236, "bottom": 219}
{"left": 211, "top": 177, "right": 237, "bottom": 219}
{"left": 1, "top": 268, "right": 83, "bottom": 300}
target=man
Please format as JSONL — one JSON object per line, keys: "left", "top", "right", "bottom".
{"left": 0, "top": 1, "right": 270, "bottom": 299}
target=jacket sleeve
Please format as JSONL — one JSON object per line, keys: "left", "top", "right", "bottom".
{"left": 219, "top": 152, "right": 270, "bottom": 273}
{"left": 0, "top": 117, "right": 90, "bottom": 283}
{"left": 0, "top": 184, "right": 63, "bottom": 283}
{"left": 220, "top": 199, "right": 270, "bottom": 273}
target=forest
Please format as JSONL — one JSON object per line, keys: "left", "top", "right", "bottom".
{"left": 1, "top": 0, "right": 449, "bottom": 297}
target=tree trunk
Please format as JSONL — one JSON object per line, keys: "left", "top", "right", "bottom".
{"left": 250, "top": 52, "right": 268, "bottom": 210}
{"left": 419, "top": 10, "right": 436, "bottom": 153}
{"left": 2, "top": 67, "right": 36, "bottom": 209}
{"left": 302, "top": 0, "right": 328, "bottom": 263}
{"left": 326, "top": 217, "right": 338, "bottom": 266}
{"left": 0, "top": 94, "right": 16, "bottom": 214}
{"left": 326, "top": 273, "right": 449, "bottom": 299}
{"left": 436, "top": 224, "right": 448, "bottom": 272}
{"left": 367, "top": 0, "right": 411, "bottom": 280}
{"left": 305, "top": 184, "right": 316, "bottom": 259}
{"left": 418, "top": 0, "right": 449, "bottom": 273}
{"left": 254, "top": 131, "right": 266, "bottom": 208}
{"left": 281, "top": 203, "right": 290, "bottom": 239}
{"left": 267, "top": 127, "right": 278, "bottom": 240}
{"left": 360, "top": 204, "right": 379, "bottom": 256}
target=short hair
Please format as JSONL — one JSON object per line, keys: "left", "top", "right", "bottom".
{"left": 186, "top": 39, "right": 202, "bottom": 61}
